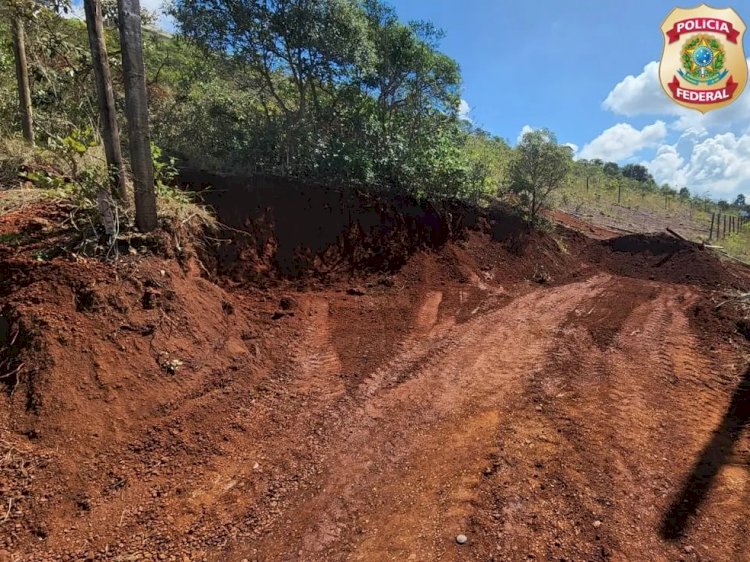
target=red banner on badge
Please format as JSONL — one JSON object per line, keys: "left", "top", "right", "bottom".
{"left": 668, "top": 76, "right": 739, "bottom": 103}
{"left": 666, "top": 18, "right": 740, "bottom": 43}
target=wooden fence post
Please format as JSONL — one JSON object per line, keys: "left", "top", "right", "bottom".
{"left": 709, "top": 212, "right": 715, "bottom": 240}
{"left": 724, "top": 214, "right": 728, "bottom": 238}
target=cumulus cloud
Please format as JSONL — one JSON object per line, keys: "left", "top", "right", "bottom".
{"left": 602, "top": 62, "right": 681, "bottom": 117}
{"left": 578, "top": 121, "right": 667, "bottom": 161}
{"left": 644, "top": 132, "right": 750, "bottom": 195}
{"left": 602, "top": 59, "right": 750, "bottom": 134}
{"left": 458, "top": 99, "right": 472, "bottom": 123}
{"left": 516, "top": 124, "right": 535, "bottom": 143}
{"left": 588, "top": 56, "right": 750, "bottom": 197}
{"left": 643, "top": 145, "right": 687, "bottom": 187}
{"left": 671, "top": 81, "right": 750, "bottom": 133}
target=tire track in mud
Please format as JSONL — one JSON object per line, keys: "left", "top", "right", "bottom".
{"left": 467, "top": 277, "right": 750, "bottom": 561}
{"left": 234, "top": 274, "right": 612, "bottom": 561}
{"left": 23, "top": 273, "right": 749, "bottom": 562}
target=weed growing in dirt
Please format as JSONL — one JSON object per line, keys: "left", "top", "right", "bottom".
{"left": 532, "top": 264, "right": 552, "bottom": 284}
{"left": 152, "top": 144, "right": 217, "bottom": 231}
{"left": 1, "top": 132, "right": 216, "bottom": 258}
{"left": 719, "top": 230, "right": 750, "bottom": 264}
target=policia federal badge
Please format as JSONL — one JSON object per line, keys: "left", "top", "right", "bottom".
{"left": 660, "top": 5, "right": 747, "bottom": 112}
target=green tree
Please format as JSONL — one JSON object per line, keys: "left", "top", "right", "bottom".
{"left": 168, "top": 0, "right": 468, "bottom": 194}
{"left": 171, "top": 0, "right": 375, "bottom": 173}
{"left": 622, "top": 163, "right": 653, "bottom": 184}
{"left": 461, "top": 127, "right": 512, "bottom": 195}
{"left": 734, "top": 193, "right": 746, "bottom": 208}
{"left": 603, "top": 161, "right": 620, "bottom": 177}
{"left": 509, "top": 128, "right": 571, "bottom": 223}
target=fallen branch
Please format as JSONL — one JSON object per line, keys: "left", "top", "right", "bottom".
{"left": 666, "top": 227, "right": 687, "bottom": 241}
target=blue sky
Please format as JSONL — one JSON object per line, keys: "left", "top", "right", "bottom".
{"left": 136, "top": 0, "right": 750, "bottom": 199}
{"left": 386, "top": 0, "right": 750, "bottom": 199}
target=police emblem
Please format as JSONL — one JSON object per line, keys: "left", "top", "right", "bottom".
{"left": 660, "top": 5, "right": 748, "bottom": 112}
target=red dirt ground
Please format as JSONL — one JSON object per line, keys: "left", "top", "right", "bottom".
{"left": 2, "top": 188, "right": 750, "bottom": 562}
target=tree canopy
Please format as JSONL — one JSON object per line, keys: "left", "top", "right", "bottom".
{"left": 509, "top": 128, "right": 571, "bottom": 222}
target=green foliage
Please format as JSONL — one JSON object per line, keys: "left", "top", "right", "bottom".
{"left": 0, "top": 7, "right": 97, "bottom": 140}
{"left": 151, "top": 142, "right": 177, "bottom": 186}
{"left": 715, "top": 51, "right": 725, "bottom": 71}
{"left": 461, "top": 127, "right": 513, "bottom": 196}
{"left": 508, "top": 129, "right": 572, "bottom": 222}
{"left": 164, "top": 0, "right": 472, "bottom": 197}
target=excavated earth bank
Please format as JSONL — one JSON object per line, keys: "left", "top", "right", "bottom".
{"left": 1, "top": 175, "right": 750, "bottom": 561}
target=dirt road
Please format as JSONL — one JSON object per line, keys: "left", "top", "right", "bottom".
{"left": 2, "top": 204, "right": 750, "bottom": 561}
{"left": 208, "top": 273, "right": 746, "bottom": 562}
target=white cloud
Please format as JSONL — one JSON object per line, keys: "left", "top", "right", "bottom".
{"left": 579, "top": 121, "right": 667, "bottom": 161}
{"left": 458, "top": 99, "right": 472, "bottom": 123}
{"left": 592, "top": 57, "right": 750, "bottom": 198}
{"left": 642, "top": 144, "right": 687, "bottom": 187}
{"left": 602, "top": 62, "right": 681, "bottom": 117}
{"left": 644, "top": 132, "right": 750, "bottom": 195}
{"left": 602, "top": 59, "right": 750, "bottom": 134}
{"left": 517, "top": 124, "right": 534, "bottom": 143}
{"left": 564, "top": 142, "right": 580, "bottom": 160}
{"left": 671, "top": 82, "right": 750, "bottom": 133}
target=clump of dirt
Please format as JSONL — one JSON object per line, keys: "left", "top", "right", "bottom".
{"left": 0, "top": 206, "right": 286, "bottom": 556}
{"left": 586, "top": 233, "right": 748, "bottom": 289}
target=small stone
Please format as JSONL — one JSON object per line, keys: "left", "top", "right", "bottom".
{"left": 684, "top": 545, "right": 695, "bottom": 553}
{"left": 456, "top": 534, "right": 468, "bottom": 545}
{"left": 535, "top": 405, "right": 542, "bottom": 412}
{"left": 593, "top": 520, "right": 602, "bottom": 528}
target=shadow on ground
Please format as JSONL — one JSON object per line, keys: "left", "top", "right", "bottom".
{"left": 661, "top": 367, "right": 750, "bottom": 539}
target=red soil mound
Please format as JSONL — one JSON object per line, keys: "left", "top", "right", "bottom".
{"left": 1, "top": 180, "right": 750, "bottom": 560}
{"left": 592, "top": 233, "right": 748, "bottom": 289}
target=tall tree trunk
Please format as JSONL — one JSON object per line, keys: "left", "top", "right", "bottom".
{"left": 11, "top": 15, "right": 34, "bottom": 146}
{"left": 117, "top": 0, "right": 157, "bottom": 232}
{"left": 84, "top": 0, "right": 127, "bottom": 200}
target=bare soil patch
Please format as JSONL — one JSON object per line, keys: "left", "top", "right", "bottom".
{"left": 1, "top": 181, "right": 750, "bottom": 561}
